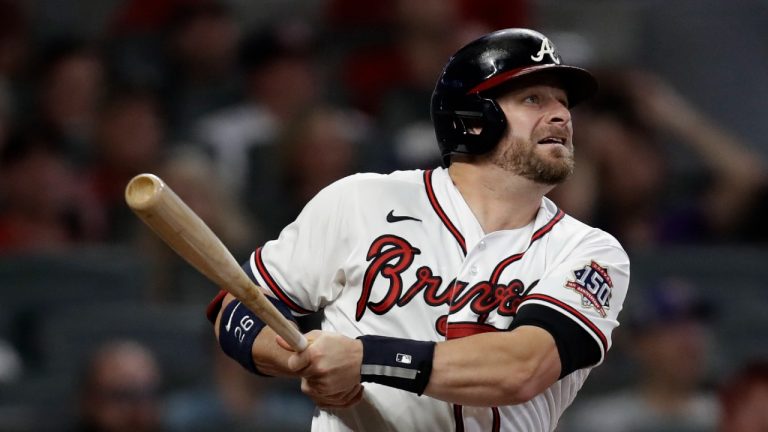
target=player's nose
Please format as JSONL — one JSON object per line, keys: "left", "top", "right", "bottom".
{"left": 545, "top": 100, "right": 571, "bottom": 125}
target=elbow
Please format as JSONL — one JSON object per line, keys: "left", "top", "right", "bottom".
{"left": 511, "top": 378, "right": 546, "bottom": 404}
{"left": 212, "top": 293, "right": 237, "bottom": 339}
{"left": 498, "top": 364, "right": 546, "bottom": 405}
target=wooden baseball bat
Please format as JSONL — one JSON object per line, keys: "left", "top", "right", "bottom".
{"left": 125, "top": 173, "right": 308, "bottom": 352}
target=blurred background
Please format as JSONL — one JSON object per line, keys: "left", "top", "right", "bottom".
{"left": 0, "top": 0, "right": 766, "bottom": 431}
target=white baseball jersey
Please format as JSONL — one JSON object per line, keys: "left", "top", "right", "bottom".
{"left": 243, "top": 167, "right": 630, "bottom": 432}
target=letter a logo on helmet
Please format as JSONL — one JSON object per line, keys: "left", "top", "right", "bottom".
{"left": 531, "top": 38, "right": 560, "bottom": 64}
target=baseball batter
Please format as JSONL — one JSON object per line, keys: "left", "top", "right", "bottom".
{"left": 209, "top": 28, "right": 630, "bottom": 432}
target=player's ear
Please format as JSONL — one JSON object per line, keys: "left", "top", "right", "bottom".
{"left": 460, "top": 117, "right": 484, "bottom": 136}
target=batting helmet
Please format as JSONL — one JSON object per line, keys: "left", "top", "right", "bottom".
{"left": 431, "top": 28, "right": 598, "bottom": 165}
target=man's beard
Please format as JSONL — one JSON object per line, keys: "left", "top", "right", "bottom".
{"left": 491, "top": 137, "right": 574, "bottom": 185}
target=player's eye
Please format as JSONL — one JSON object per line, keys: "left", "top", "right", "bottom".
{"left": 523, "top": 94, "right": 540, "bottom": 104}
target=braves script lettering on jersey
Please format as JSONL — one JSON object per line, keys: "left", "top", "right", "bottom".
{"left": 244, "top": 167, "right": 630, "bottom": 431}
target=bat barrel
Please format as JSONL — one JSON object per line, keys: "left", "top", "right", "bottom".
{"left": 125, "top": 172, "right": 309, "bottom": 352}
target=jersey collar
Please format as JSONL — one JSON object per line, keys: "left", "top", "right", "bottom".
{"left": 424, "top": 167, "right": 565, "bottom": 255}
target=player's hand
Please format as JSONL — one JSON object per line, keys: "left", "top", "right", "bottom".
{"left": 276, "top": 330, "right": 364, "bottom": 396}
{"left": 301, "top": 380, "right": 365, "bottom": 409}
{"left": 625, "top": 71, "right": 701, "bottom": 133}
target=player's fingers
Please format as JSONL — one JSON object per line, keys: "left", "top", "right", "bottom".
{"left": 328, "top": 383, "right": 363, "bottom": 402}
{"left": 275, "top": 335, "right": 296, "bottom": 352}
{"left": 304, "top": 367, "right": 361, "bottom": 395}
{"left": 276, "top": 331, "right": 319, "bottom": 352}
{"left": 307, "top": 384, "right": 365, "bottom": 408}
{"left": 302, "top": 378, "right": 334, "bottom": 397}
{"left": 301, "top": 378, "right": 349, "bottom": 399}
{"left": 301, "top": 378, "right": 325, "bottom": 399}
{"left": 334, "top": 384, "right": 365, "bottom": 408}
{"left": 287, "top": 352, "right": 311, "bottom": 373}
{"left": 304, "top": 375, "right": 341, "bottom": 394}
{"left": 346, "top": 385, "right": 365, "bottom": 406}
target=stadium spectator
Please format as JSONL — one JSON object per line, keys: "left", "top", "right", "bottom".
{"left": 75, "top": 340, "right": 164, "bottom": 432}
{"left": 161, "top": 1, "right": 243, "bottom": 140}
{"left": 143, "top": 148, "right": 257, "bottom": 305}
{"left": 244, "top": 104, "right": 369, "bottom": 237}
{"left": 165, "top": 343, "right": 312, "bottom": 432}
{"left": 0, "top": 132, "right": 102, "bottom": 251}
{"left": 718, "top": 360, "right": 768, "bottom": 432}
{"left": 194, "top": 21, "right": 320, "bottom": 198}
{"left": 85, "top": 89, "right": 165, "bottom": 242}
{"left": 32, "top": 39, "right": 105, "bottom": 166}
{"left": 549, "top": 70, "right": 766, "bottom": 248}
{"left": 561, "top": 278, "right": 719, "bottom": 432}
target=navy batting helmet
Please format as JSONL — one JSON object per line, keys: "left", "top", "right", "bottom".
{"left": 431, "top": 28, "right": 598, "bottom": 165}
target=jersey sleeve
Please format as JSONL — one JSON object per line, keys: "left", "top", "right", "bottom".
{"left": 243, "top": 177, "right": 356, "bottom": 314}
{"left": 517, "top": 230, "right": 630, "bottom": 367}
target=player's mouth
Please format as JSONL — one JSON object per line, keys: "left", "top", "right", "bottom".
{"left": 537, "top": 136, "right": 568, "bottom": 146}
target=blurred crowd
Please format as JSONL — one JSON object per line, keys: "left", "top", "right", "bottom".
{"left": 0, "top": 0, "right": 529, "bottom": 254}
{"left": 0, "top": 0, "right": 766, "bottom": 431}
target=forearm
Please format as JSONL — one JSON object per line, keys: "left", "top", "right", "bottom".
{"left": 424, "top": 327, "right": 561, "bottom": 406}
{"left": 214, "top": 293, "right": 299, "bottom": 377}
{"left": 214, "top": 302, "right": 366, "bottom": 407}
{"left": 291, "top": 327, "right": 562, "bottom": 407}
{"left": 672, "top": 114, "right": 763, "bottom": 182}
{"left": 676, "top": 116, "right": 765, "bottom": 228}
{"left": 631, "top": 72, "right": 763, "bottom": 187}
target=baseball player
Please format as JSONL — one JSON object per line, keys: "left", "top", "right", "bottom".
{"left": 208, "top": 28, "right": 630, "bottom": 431}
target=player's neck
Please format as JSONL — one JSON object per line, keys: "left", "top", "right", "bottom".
{"left": 447, "top": 162, "right": 552, "bottom": 233}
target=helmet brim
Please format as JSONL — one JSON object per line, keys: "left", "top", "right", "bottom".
{"left": 467, "top": 64, "right": 598, "bottom": 107}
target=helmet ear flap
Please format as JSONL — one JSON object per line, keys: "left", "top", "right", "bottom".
{"left": 432, "top": 94, "right": 507, "bottom": 163}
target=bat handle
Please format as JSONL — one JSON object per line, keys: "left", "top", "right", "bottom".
{"left": 294, "top": 335, "right": 309, "bottom": 352}
{"left": 233, "top": 272, "right": 309, "bottom": 352}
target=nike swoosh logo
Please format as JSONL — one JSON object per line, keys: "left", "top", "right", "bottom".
{"left": 386, "top": 210, "right": 422, "bottom": 223}
{"left": 224, "top": 302, "right": 241, "bottom": 332}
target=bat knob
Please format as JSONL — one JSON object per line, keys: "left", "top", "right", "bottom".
{"left": 125, "top": 173, "right": 166, "bottom": 210}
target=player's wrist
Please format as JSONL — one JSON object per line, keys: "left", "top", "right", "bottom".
{"left": 353, "top": 338, "right": 364, "bottom": 382}
{"left": 218, "top": 297, "right": 297, "bottom": 377}
{"left": 357, "top": 335, "right": 435, "bottom": 395}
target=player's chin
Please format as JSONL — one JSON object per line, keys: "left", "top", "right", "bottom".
{"left": 537, "top": 142, "right": 573, "bottom": 158}
{"left": 529, "top": 159, "right": 574, "bottom": 185}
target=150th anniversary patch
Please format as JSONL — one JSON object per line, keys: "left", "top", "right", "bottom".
{"left": 565, "top": 261, "right": 612, "bottom": 317}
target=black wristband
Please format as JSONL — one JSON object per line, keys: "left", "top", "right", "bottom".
{"left": 357, "top": 335, "right": 435, "bottom": 395}
{"left": 218, "top": 297, "right": 297, "bottom": 376}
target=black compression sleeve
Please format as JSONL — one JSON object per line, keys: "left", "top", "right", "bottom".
{"left": 511, "top": 304, "right": 601, "bottom": 378}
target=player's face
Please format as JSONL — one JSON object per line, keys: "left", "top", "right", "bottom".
{"left": 491, "top": 79, "right": 574, "bottom": 185}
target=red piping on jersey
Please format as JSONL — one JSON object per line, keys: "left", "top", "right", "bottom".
{"left": 453, "top": 405, "right": 465, "bottom": 432}
{"left": 452, "top": 404, "right": 499, "bottom": 432}
{"left": 531, "top": 208, "right": 565, "bottom": 242}
{"left": 491, "top": 407, "right": 501, "bottom": 432}
{"left": 489, "top": 252, "right": 524, "bottom": 285}
{"left": 523, "top": 293, "right": 608, "bottom": 353}
{"left": 424, "top": 169, "right": 467, "bottom": 255}
{"left": 254, "top": 247, "right": 312, "bottom": 314}
{"left": 206, "top": 290, "right": 228, "bottom": 324}
{"left": 489, "top": 209, "right": 565, "bottom": 284}
{"left": 445, "top": 321, "right": 500, "bottom": 340}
